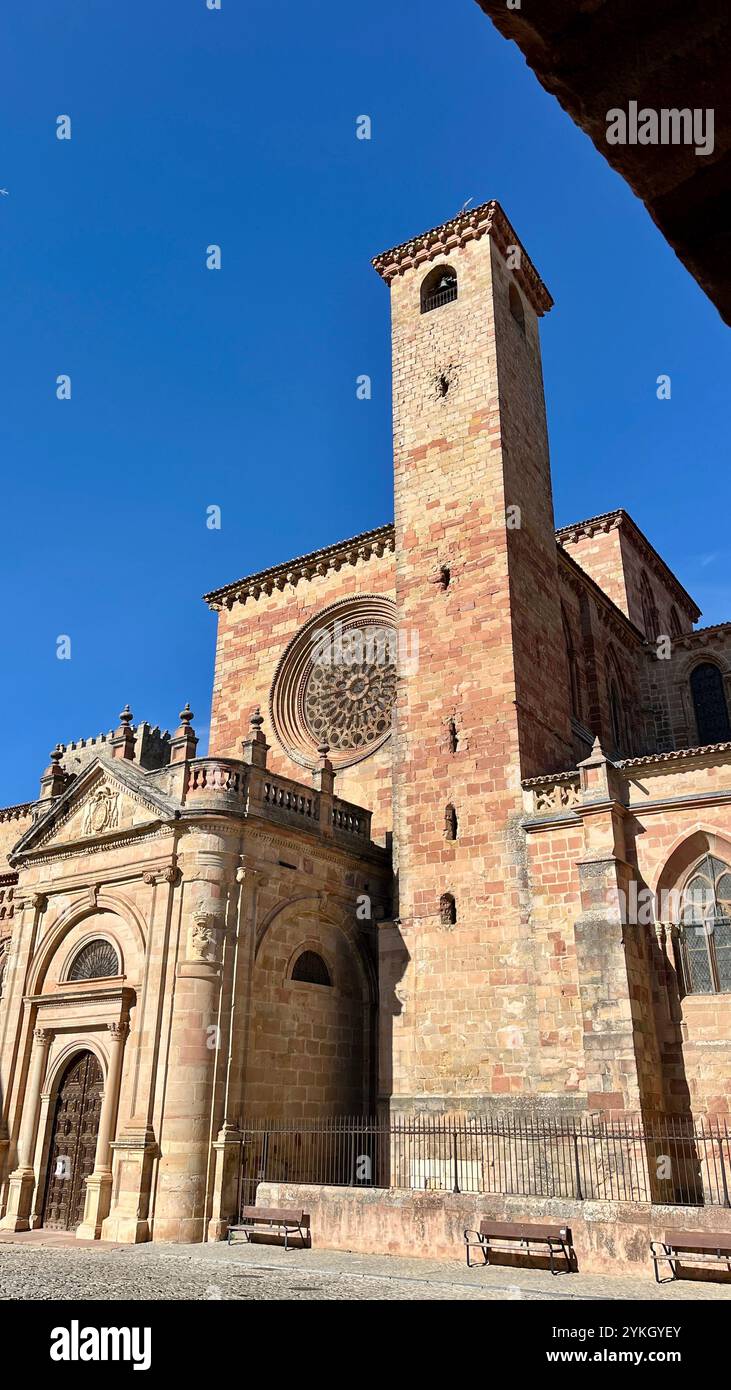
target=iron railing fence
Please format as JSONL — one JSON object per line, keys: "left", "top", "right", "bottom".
{"left": 422, "top": 284, "right": 458, "bottom": 312}
{"left": 238, "top": 1114, "right": 731, "bottom": 1215}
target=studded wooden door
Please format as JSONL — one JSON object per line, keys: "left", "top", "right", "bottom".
{"left": 41, "top": 1051, "right": 104, "bottom": 1231}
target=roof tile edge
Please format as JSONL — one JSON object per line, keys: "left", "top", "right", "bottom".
{"left": 557, "top": 508, "right": 701, "bottom": 621}
{"left": 203, "top": 523, "right": 396, "bottom": 611}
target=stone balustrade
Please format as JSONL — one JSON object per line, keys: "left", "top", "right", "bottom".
{"left": 183, "top": 759, "right": 248, "bottom": 807}
{"left": 261, "top": 774, "right": 319, "bottom": 824}
{"left": 181, "top": 759, "right": 372, "bottom": 844}
{"left": 331, "top": 803, "right": 369, "bottom": 838}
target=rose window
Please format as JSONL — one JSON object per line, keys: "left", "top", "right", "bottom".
{"left": 270, "top": 596, "right": 397, "bottom": 769}
{"left": 304, "top": 628, "right": 396, "bottom": 753}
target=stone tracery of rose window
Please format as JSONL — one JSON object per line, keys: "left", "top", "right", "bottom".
{"left": 270, "top": 597, "right": 397, "bottom": 770}
{"left": 304, "top": 626, "right": 396, "bottom": 754}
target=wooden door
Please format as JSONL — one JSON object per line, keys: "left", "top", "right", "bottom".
{"left": 42, "top": 1051, "right": 103, "bottom": 1231}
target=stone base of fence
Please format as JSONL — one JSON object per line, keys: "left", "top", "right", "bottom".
{"left": 254, "top": 1181, "right": 731, "bottom": 1279}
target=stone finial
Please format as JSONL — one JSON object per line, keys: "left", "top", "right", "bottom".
{"left": 312, "top": 737, "right": 335, "bottom": 795}
{"left": 39, "top": 744, "right": 68, "bottom": 800}
{"left": 241, "top": 706, "right": 269, "bottom": 769}
{"left": 170, "top": 702, "right": 198, "bottom": 764}
{"left": 111, "top": 705, "right": 136, "bottom": 761}
{"left": 578, "top": 734, "right": 625, "bottom": 806}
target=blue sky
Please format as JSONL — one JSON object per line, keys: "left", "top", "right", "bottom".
{"left": 1, "top": 0, "right": 729, "bottom": 806}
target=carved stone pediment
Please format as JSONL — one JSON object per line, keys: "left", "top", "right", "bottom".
{"left": 10, "top": 757, "right": 180, "bottom": 864}
{"left": 82, "top": 785, "right": 121, "bottom": 837}
{"left": 47, "top": 778, "right": 156, "bottom": 848}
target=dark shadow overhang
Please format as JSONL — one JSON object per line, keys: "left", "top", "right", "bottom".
{"left": 474, "top": 1, "right": 730, "bottom": 323}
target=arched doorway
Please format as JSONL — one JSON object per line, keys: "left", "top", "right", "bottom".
{"left": 41, "top": 1051, "right": 104, "bottom": 1231}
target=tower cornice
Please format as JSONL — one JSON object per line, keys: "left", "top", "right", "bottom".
{"left": 371, "top": 198, "right": 553, "bottom": 316}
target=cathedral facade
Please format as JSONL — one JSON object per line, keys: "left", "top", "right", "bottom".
{"left": 1, "top": 200, "right": 730, "bottom": 1244}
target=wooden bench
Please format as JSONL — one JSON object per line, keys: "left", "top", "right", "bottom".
{"left": 464, "top": 1220, "right": 574, "bottom": 1275}
{"left": 650, "top": 1230, "right": 731, "bottom": 1284}
{"left": 228, "top": 1206, "right": 309, "bottom": 1251}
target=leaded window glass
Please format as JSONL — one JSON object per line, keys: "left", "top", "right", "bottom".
{"left": 677, "top": 855, "right": 731, "bottom": 994}
{"left": 67, "top": 938, "right": 120, "bottom": 982}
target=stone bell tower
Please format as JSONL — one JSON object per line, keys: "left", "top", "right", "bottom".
{"left": 373, "top": 201, "right": 574, "bottom": 1112}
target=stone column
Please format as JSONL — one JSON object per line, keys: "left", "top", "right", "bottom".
{"left": 76, "top": 1021, "right": 129, "bottom": 1240}
{"left": 101, "top": 863, "right": 178, "bottom": 1244}
{"left": 0, "top": 1027, "right": 52, "bottom": 1231}
{"left": 207, "top": 1122, "right": 244, "bottom": 1242}
{"left": 206, "top": 860, "right": 269, "bottom": 1241}
{"left": 152, "top": 827, "right": 238, "bottom": 1242}
{"left": 573, "top": 739, "right": 643, "bottom": 1114}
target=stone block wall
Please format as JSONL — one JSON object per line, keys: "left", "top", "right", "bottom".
{"left": 557, "top": 512, "right": 698, "bottom": 639}
{"left": 241, "top": 837, "right": 385, "bottom": 1119}
{"left": 256, "top": 1180, "right": 731, "bottom": 1278}
{"left": 642, "top": 625, "right": 731, "bottom": 752}
{"left": 525, "top": 753, "right": 731, "bottom": 1119}
{"left": 377, "top": 207, "right": 577, "bottom": 1112}
{"left": 206, "top": 542, "right": 396, "bottom": 843}
{"left": 0, "top": 805, "right": 33, "bottom": 876}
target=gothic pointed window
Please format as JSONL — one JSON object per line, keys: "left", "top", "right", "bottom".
{"left": 690, "top": 663, "right": 731, "bottom": 746}
{"left": 420, "top": 266, "right": 457, "bottom": 314}
{"left": 291, "top": 950, "right": 331, "bottom": 987}
{"left": 639, "top": 573, "right": 658, "bottom": 640}
{"left": 677, "top": 855, "right": 731, "bottom": 995}
{"left": 67, "top": 938, "right": 120, "bottom": 982}
{"left": 606, "top": 648, "right": 631, "bottom": 756}
{"left": 609, "top": 682, "right": 623, "bottom": 753}
{"left": 562, "top": 607, "right": 581, "bottom": 720}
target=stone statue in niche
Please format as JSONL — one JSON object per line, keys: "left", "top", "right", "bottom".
{"left": 82, "top": 785, "right": 120, "bottom": 837}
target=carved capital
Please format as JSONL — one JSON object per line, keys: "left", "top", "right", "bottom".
{"left": 143, "top": 866, "right": 180, "bottom": 886}
{"left": 31, "top": 892, "right": 48, "bottom": 912}
{"left": 108, "top": 1020, "right": 130, "bottom": 1042}
{"left": 236, "top": 860, "right": 268, "bottom": 885}
{"left": 33, "top": 1027, "right": 52, "bottom": 1046}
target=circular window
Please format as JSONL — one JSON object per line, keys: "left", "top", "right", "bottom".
{"left": 270, "top": 596, "right": 397, "bottom": 769}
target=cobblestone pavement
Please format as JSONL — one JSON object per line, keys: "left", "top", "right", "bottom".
{"left": 1, "top": 1234, "right": 731, "bottom": 1300}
